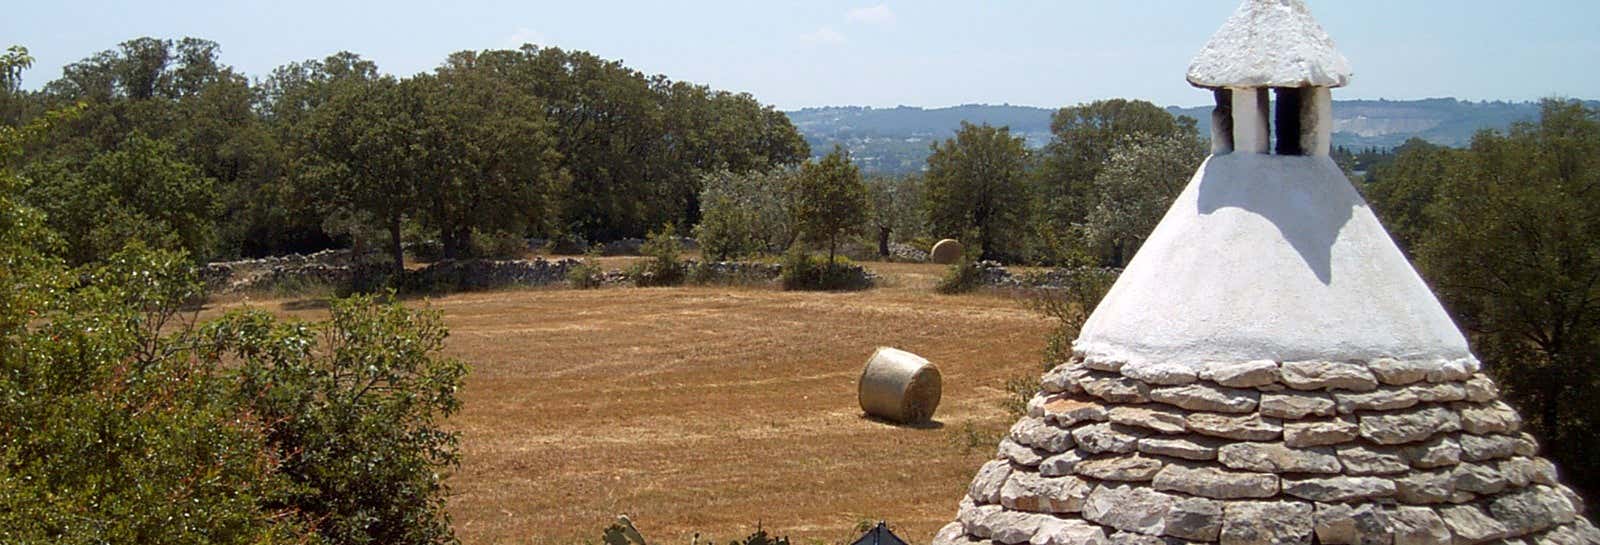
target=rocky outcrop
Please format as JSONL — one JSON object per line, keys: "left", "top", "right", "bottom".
{"left": 932, "top": 356, "right": 1599, "bottom": 545}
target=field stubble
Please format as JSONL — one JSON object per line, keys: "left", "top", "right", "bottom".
{"left": 205, "top": 262, "right": 1051, "bottom": 544}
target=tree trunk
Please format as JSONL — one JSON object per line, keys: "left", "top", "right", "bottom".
{"left": 388, "top": 215, "right": 405, "bottom": 273}
{"left": 877, "top": 226, "right": 891, "bottom": 257}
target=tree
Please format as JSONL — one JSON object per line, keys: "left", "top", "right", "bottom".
{"left": 924, "top": 122, "right": 1031, "bottom": 260}
{"left": 1085, "top": 132, "right": 1206, "bottom": 266}
{"left": 411, "top": 51, "right": 565, "bottom": 260}
{"left": 1362, "top": 138, "right": 1459, "bottom": 253}
{"left": 694, "top": 168, "right": 797, "bottom": 260}
{"left": 1034, "top": 99, "right": 1197, "bottom": 256}
{"left": 865, "top": 174, "right": 925, "bottom": 257}
{"left": 790, "top": 146, "right": 866, "bottom": 264}
{"left": 1370, "top": 99, "right": 1600, "bottom": 510}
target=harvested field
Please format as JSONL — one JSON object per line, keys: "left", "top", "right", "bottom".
{"left": 203, "top": 261, "right": 1052, "bottom": 544}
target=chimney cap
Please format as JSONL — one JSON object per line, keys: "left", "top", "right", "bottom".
{"left": 1187, "top": 0, "right": 1353, "bottom": 89}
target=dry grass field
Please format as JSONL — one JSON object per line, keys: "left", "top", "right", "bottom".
{"left": 204, "top": 261, "right": 1054, "bottom": 544}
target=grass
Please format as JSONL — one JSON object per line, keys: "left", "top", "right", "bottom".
{"left": 198, "top": 261, "right": 1050, "bottom": 545}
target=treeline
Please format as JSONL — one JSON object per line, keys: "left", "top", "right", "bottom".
{"left": 1360, "top": 100, "right": 1600, "bottom": 511}
{"left": 3, "top": 38, "right": 808, "bottom": 267}
{"left": 701, "top": 99, "right": 1207, "bottom": 269}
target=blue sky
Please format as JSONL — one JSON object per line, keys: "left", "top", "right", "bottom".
{"left": 5, "top": 1, "right": 1597, "bottom": 109}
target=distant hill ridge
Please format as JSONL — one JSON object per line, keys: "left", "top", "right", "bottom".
{"left": 786, "top": 98, "right": 1598, "bottom": 174}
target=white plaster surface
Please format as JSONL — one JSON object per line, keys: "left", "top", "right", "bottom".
{"left": 1188, "top": 0, "right": 1353, "bottom": 89}
{"left": 1074, "top": 154, "right": 1474, "bottom": 369}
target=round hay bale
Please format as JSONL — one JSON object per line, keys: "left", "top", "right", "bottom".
{"left": 859, "top": 347, "right": 943, "bottom": 424}
{"left": 930, "top": 239, "right": 964, "bottom": 264}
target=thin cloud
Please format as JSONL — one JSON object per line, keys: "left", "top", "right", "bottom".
{"left": 800, "top": 26, "right": 847, "bottom": 45}
{"left": 846, "top": 4, "right": 895, "bottom": 25}
{"left": 504, "top": 27, "right": 548, "bottom": 48}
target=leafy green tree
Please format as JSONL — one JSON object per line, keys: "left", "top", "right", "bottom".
{"left": 1085, "top": 132, "right": 1206, "bottom": 266}
{"left": 1362, "top": 138, "right": 1459, "bottom": 253}
{"left": 1034, "top": 99, "right": 1197, "bottom": 256}
{"left": 24, "top": 132, "right": 217, "bottom": 264}
{"left": 694, "top": 168, "right": 797, "bottom": 260}
{"left": 412, "top": 51, "right": 565, "bottom": 259}
{"left": 924, "top": 122, "right": 1031, "bottom": 260}
{"left": 790, "top": 146, "right": 867, "bottom": 264}
{"left": 1384, "top": 100, "right": 1600, "bottom": 510}
{"left": 865, "top": 174, "right": 925, "bottom": 257}
{"left": 0, "top": 45, "right": 32, "bottom": 126}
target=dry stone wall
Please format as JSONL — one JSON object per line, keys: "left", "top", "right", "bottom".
{"left": 934, "top": 356, "right": 1600, "bottom": 545}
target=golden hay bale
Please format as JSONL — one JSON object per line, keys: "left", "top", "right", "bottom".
{"left": 858, "top": 347, "right": 943, "bottom": 424}
{"left": 930, "top": 239, "right": 964, "bottom": 264}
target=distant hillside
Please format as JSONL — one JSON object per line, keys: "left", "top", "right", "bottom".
{"left": 787, "top": 99, "right": 1593, "bottom": 175}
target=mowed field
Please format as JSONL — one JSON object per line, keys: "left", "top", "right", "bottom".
{"left": 205, "top": 261, "right": 1054, "bottom": 544}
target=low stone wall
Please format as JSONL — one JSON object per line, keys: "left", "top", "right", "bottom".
{"left": 202, "top": 256, "right": 580, "bottom": 295}
{"left": 968, "top": 263, "right": 1123, "bottom": 290}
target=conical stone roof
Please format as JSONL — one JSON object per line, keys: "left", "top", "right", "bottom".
{"left": 932, "top": 2, "right": 1596, "bottom": 544}
{"left": 1187, "top": 0, "right": 1352, "bottom": 89}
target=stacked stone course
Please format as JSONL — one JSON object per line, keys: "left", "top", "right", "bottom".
{"left": 934, "top": 356, "right": 1599, "bottom": 545}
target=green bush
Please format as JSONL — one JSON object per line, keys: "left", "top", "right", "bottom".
{"left": 631, "top": 224, "right": 685, "bottom": 287}
{"left": 567, "top": 251, "right": 606, "bottom": 289}
{"left": 934, "top": 253, "right": 983, "bottom": 294}
{"left": 472, "top": 229, "right": 529, "bottom": 260}
{"left": 779, "top": 248, "right": 871, "bottom": 291}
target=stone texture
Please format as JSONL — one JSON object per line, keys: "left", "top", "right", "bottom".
{"left": 1140, "top": 436, "right": 1223, "bottom": 461}
{"left": 1280, "top": 360, "right": 1379, "bottom": 392}
{"left": 1000, "top": 471, "right": 1094, "bottom": 514}
{"left": 1082, "top": 373, "right": 1153, "bottom": 404}
{"left": 1122, "top": 361, "right": 1201, "bottom": 386}
{"left": 1392, "top": 468, "right": 1455, "bottom": 504}
{"left": 1459, "top": 433, "right": 1519, "bottom": 463}
{"left": 1498, "top": 457, "right": 1558, "bottom": 487}
{"left": 1150, "top": 383, "right": 1260, "bottom": 413}
{"left": 1260, "top": 391, "right": 1337, "bottom": 419}
{"left": 1010, "top": 416, "right": 1077, "bottom": 454}
{"left": 1514, "top": 433, "right": 1540, "bottom": 457}
{"left": 1083, "top": 484, "right": 1177, "bottom": 536}
{"left": 1167, "top": 496, "right": 1225, "bottom": 541}
{"left": 1152, "top": 463, "right": 1279, "bottom": 499}
{"left": 999, "top": 438, "right": 1048, "bottom": 467}
{"left": 1040, "top": 364, "right": 1084, "bottom": 395}
{"left": 1488, "top": 485, "right": 1576, "bottom": 537}
{"left": 1185, "top": 412, "right": 1283, "bottom": 441}
{"left": 1336, "top": 444, "right": 1411, "bottom": 476}
{"left": 1358, "top": 406, "right": 1461, "bottom": 445}
{"left": 1458, "top": 401, "right": 1522, "bottom": 435}
{"left": 1463, "top": 375, "right": 1498, "bottom": 403}
{"left": 1283, "top": 416, "right": 1358, "bottom": 447}
{"left": 1218, "top": 442, "right": 1342, "bottom": 474}
{"left": 1220, "top": 500, "right": 1315, "bottom": 545}
{"left": 1077, "top": 454, "right": 1166, "bottom": 482}
{"left": 1039, "top": 450, "right": 1089, "bottom": 477}
{"left": 1073, "top": 423, "right": 1145, "bottom": 455}
{"left": 1084, "top": 356, "right": 1125, "bottom": 372}
{"left": 1281, "top": 476, "right": 1397, "bottom": 502}
{"left": 1450, "top": 462, "right": 1509, "bottom": 495}
{"left": 1334, "top": 388, "right": 1420, "bottom": 413}
{"left": 1400, "top": 435, "right": 1462, "bottom": 469}
{"left": 1425, "top": 359, "right": 1473, "bottom": 383}
{"left": 1200, "top": 359, "right": 1280, "bottom": 388}
{"left": 958, "top": 498, "right": 1004, "bottom": 539}
{"left": 1042, "top": 395, "right": 1109, "bottom": 427}
{"left": 1436, "top": 504, "right": 1509, "bottom": 544}
{"left": 1032, "top": 518, "right": 1111, "bottom": 545}
{"left": 931, "top": 521, "right": 976, "bottom": 545}
{"left": 986, "top": 510, "right": 1059, "bottom": 545}
{"left": 969, "top": 459, "right": 1013, "bottom": 504}
{"left": 1412, "top": 382, "right": 1468, "bottom": 403}
{"left": 1110, "top": 405, "right": 1191, "bottom": 435}
{"left": 1313, "top": 503, "right": 1392, "bottom": 545}
{"left": 1388, "top": 505, "right": 1452, "bottom": 545}
{"left": 1366, "top": 358, "right": 1433, "bottom": 386}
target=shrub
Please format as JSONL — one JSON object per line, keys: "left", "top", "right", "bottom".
{"left": 473, "top": 229, "right": 529, "bottom": 260}
{"left": 631, "top": 224, "right": 685, "bottom": 287}
{"left": 934, "top": 253, "right": 982, "bottom": 294}
{"left": 1023, "top": 267, "right": 1119, "bottom": 366}
{"left": 780, "top": 248, "right": 872, "bottom": 291}
{"left": 567, "top": 251, "right": 606, "bottom": 289}
{"left": 694, "top": 169, "right": 798, "bottom": 260}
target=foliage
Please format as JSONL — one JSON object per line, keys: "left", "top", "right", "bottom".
{"left": 789, "top": 147, "right": 868, "bottom": 264}
{"left": 1033, "top": 99, "right": 1196, "bottom": 263}
{"left": 864, "top": 174, "right": 926, "bottom": 257}
{"left": 1085, "top": 132, "right": 1206, "bottom": 266}
{"left": 694, "top": 168, "right": 798, "bottom": 260}
{"left": 779, "top": 247, "right": 871, "bottom": 291}
{"left": 566, "top": 250, "right": 607, "bottom": 289}
{"left": 24, "top": 131, "right": 218, "bottom": 264}
{"left": 1367, "top": 99, "right": 1600, "bottom": 512}
{"left": 934, "top": 249, "right": 983, "bottom": 295}
{"left": 1023, "top": 268, "right": 1120, "bottom": 368}
{"left": 631, "top": 223, "right": 686, "bottom": 287}
{"left": 924, "top": 122, "right": 1031, "bottom": 260}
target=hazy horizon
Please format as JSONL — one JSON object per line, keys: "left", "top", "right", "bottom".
{"left": 7, "top": 1, "right": 1598, "bottom": 110}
